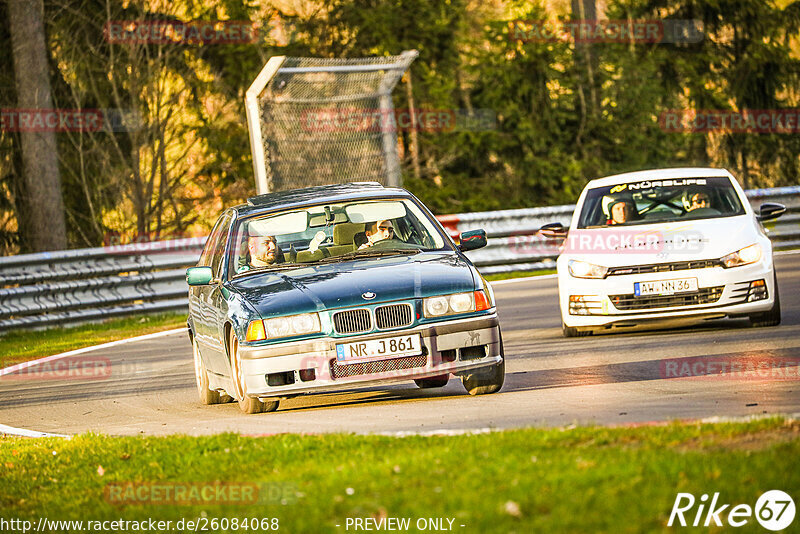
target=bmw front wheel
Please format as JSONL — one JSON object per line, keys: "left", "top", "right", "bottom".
{"left": 229, "top": 330, "right": 279, "bottom": 414}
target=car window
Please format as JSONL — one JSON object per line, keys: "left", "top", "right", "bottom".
{"left": 229, "top": 198, "right": 449, "bottom": 275}
{"left": 577, "top": 176, "right": 745, "bottom": 228}
{"left": 199, "top": 210, "right": 232, "bottom": 277}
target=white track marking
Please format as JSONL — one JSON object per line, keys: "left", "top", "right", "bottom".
{"left": 0, "top": 327, "right": 187, "bottom": 377}
{"left": 0, "top": 423, "right": 69, "bottom": 438}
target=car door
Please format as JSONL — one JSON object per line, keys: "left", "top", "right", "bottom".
{"left": 194, "top": 210, "right": 233, "bottom": 374}
{"left": 205, "top": 213, "right": 237, "bottom": 375}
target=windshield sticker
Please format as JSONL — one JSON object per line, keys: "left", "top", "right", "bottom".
{"left": 627, "top": 178, "right": 707, "bottom": 190}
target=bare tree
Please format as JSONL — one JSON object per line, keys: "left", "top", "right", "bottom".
{"left": 8, "top": 0, "right": 67, "bottom": 251}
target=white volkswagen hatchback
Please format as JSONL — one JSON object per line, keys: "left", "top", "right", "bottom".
{"left": 553, "top": 168, "right": 785, "bottom": 337}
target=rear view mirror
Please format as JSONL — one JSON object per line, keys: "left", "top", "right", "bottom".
{"left": 539, "top": 222, "right": 568, "bottom": 238}
{"left": 186, "top": 266, "right": 213, "bottom": 286}
{"left": 757, "top": 203, "right": 786, "bottom": 222}
{"left": 458, "top": 229, "right": 487, "bottom": 252}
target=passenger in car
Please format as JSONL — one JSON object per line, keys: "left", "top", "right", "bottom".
{"left": 684, "top": 190, "right": 711, "bottom": 212}
{"left": 358, "top": 219, "right": 395, "bottom": 249}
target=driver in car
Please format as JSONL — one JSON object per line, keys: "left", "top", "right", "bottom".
{"left": 358, "top": 219, "right": 395, "bottom": 249}
{"left": 237, "top": 233, "right": 284, "bottom": 272}
{"left": 604, "top": 197, "right": 638, "bottom": 225}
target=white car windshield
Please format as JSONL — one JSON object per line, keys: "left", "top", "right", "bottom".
{"left": 577, "top": 176, "right": 745, "bottom": 228}
{"left": 230, "top": 198, "right": 448, "bottom": 274}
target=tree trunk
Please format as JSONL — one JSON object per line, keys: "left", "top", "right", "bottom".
{"left": 572, "top": 0, "right": 599, "bottom": 116}
{"left": 404, "top": 72, "right": 421, "bottom": 180}
{"left": 8, "top": 0, "right": 67, "bottom": 252}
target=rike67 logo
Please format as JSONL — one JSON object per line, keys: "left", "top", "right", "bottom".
{"left": 669, "top": 490, "right": 795, "bottom": 531}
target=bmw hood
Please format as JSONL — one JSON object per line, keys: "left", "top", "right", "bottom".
{"left": 560, "top": 215, "right": 764, "bottom": 267}
{"left": 228, "top": 252, "right": 477, "bottom": 318}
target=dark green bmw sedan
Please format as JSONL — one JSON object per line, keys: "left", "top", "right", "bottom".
{"left": 186, "top": 182, "right": 504, "bottom": 414}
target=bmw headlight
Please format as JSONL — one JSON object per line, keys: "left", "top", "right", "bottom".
{"left": 721, "top": 244, "right": 762, "bottom": 268}
{"left": 246, "top": 312, "right": 322, "bottom": 342}
{"left": 291, "top": 313, "right": 318, "bottom": 334}
{"left": 568, "top": 259, "right": 608, "bottom": 279}
{"left": 423, "top": 291, "right": 491, "bottom": 318}
{"left": 424, "top": 296, "right": 450, "bottom": 317}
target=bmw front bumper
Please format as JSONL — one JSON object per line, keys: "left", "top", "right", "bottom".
{"left": 237, "top": 314, "right": 502, "bottom": 399}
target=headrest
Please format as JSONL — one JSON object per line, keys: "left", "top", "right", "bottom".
{"left": 333, "top": 222, "right": 365, "bottom": 245}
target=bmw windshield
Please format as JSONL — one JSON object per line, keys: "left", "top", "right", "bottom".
{"left": 578, "top": 177, "right": 745, "bottom": 229}
{"left": 230, "top": 198, "right": 449, "bottom": 277}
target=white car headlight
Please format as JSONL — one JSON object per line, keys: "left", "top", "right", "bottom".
{"left": 568, "top": 259, "right": 608, "bottom": 279}
{"left": 262, "top": 312, "right": 322, "bottom": 340}
{"left": 721, "top": 244, "right": 762, "bottom": 268}
{"left": 423, "top": 291, "right": 491, "bottom": 318}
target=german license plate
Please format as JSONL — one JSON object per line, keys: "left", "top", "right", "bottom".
{"left": 634, "top": 278, "right": 698, "bottom": 296}
{"left": 335, "top": 334, "right": 422, "bottom": 365}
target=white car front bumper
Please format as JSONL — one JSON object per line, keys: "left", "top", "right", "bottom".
{"left": 558, "top": 257, "right": 776, "bottom": 331}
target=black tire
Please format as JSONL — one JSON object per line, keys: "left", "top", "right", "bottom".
{"left": 749, "top": 272, "right": 781, "bottom": 328}
{"left": 414, "top": 375, "right": 449, "bottom": 388}
{"left": 461, "top": 333, "right": 505, "bottom": 395}
{"left": 462, "top": 357, "right": 505, "bottom": 395}
{"left": 562, "top": 322, "right": 591, "bottom": 337}
{"left": 192, "top": 337, "right": 221, "bottom": 405}
{"left": 229, "top": 331, "right": 279, "bottom": 414}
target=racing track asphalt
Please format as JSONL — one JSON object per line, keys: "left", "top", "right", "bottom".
{"left": 1, "top": 254, "right": 799, "bottom": 436}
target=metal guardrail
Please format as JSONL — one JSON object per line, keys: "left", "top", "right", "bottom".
{"left": 1, "top": 187, "right": 798, "bottom": 332}
{"left": 0, "top": 238, "right": 204, "bottom": 332}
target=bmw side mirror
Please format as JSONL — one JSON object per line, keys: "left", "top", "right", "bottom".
{"left": 539, "top": 222, "right": 568, "bottom": 238}
{"left": 186, "top": 266, "right": 213, "bottom": 286}
{"left": 458, "top": 229, "right": 487, "bottom": 252}
{"left": 757, "top": 203, "right": 786, "bottom": 222}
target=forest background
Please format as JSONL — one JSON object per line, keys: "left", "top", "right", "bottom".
{"left": 2, "top": 0, "right": 799, "bottom": 254}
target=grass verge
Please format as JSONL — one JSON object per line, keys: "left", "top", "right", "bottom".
{"left": 0, "top": 313, "right": 186, "bottom": 368}
{"left": 1, "top": 418, "right": 798, "bottom": 532}
{"left": 484, "top": 269, "right": 556, "bottom": 282}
